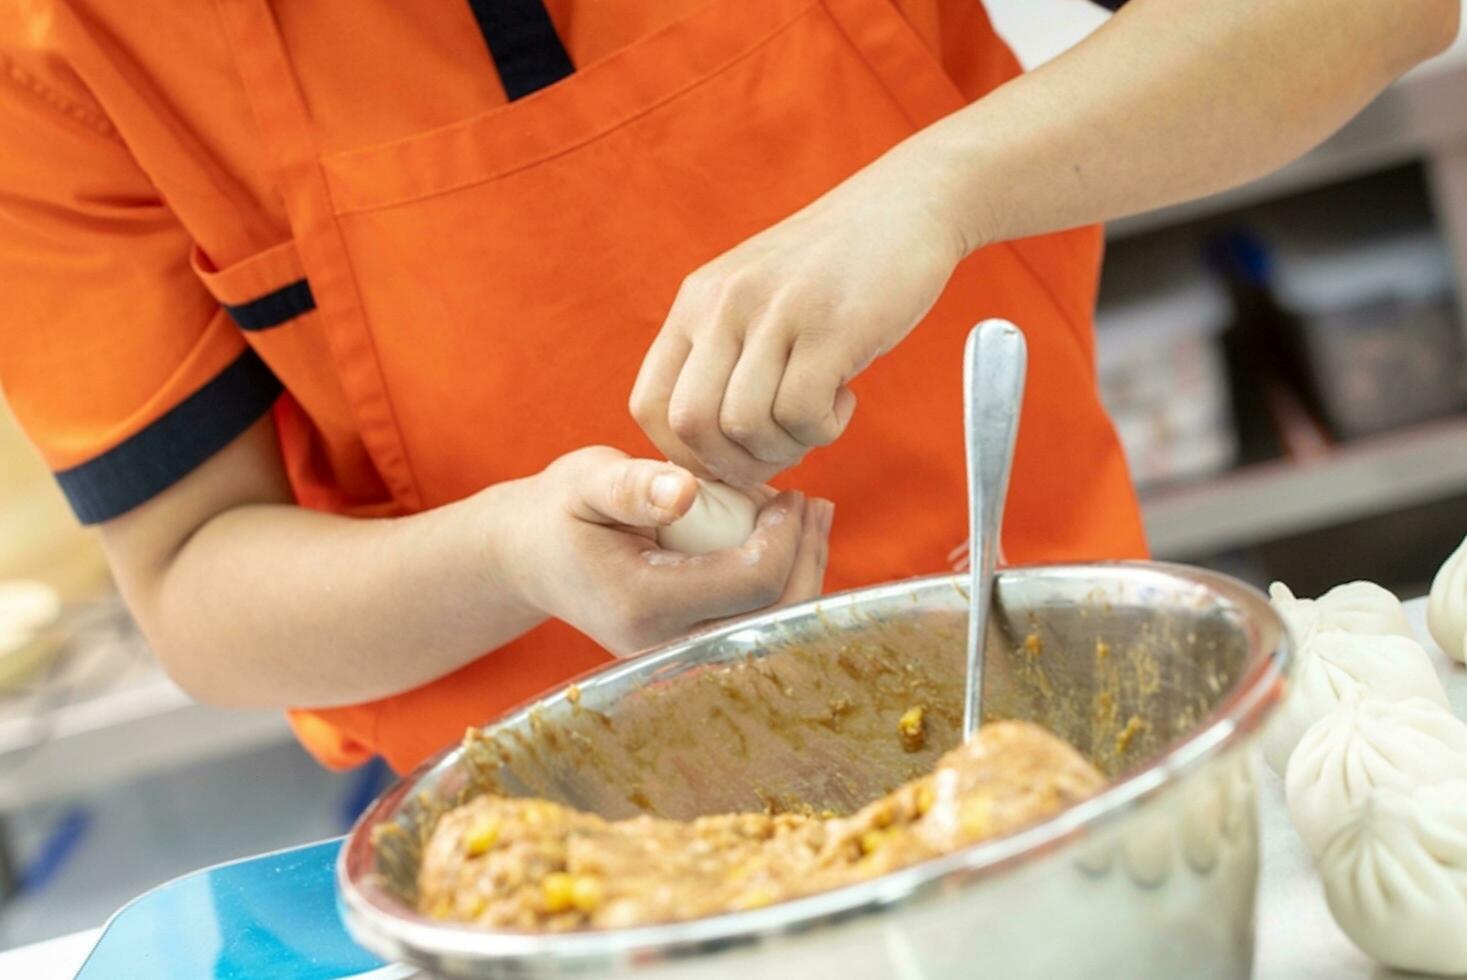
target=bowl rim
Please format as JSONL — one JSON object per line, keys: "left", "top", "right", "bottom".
{"left": 337, "top": 560, "right": 1289, "bottom": 967}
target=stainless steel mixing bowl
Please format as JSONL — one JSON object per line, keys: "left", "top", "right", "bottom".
{"left": 340, "top": 562, "right": 1289, "bottom": 979}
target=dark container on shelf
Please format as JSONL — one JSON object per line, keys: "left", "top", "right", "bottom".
{"left": 1270, "top": 228, "right": 1467, "bottom": 439}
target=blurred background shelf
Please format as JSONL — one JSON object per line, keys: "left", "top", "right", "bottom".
{"left": 0, "top": 624, "right": 292, "bottom": 812}
{"left": 1142, "top": 415, "right": 1467, "bottom": 559}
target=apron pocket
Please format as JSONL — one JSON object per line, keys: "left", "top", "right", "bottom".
{"left": 318, "top": 0, "right": 820, "bottom": 214}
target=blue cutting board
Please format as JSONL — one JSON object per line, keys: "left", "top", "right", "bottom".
{"left": 74, "top": 838, "right": 407, "bottom": 979}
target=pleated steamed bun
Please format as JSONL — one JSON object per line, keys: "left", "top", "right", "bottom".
{"left": 1285, "top": 692, "right": 1467, "bottom": 857}
{"left": 1319, "top": 780, "right": 1467, "bottom": 976}
{"left": 1270, "top": 581, "right": 1415, "bottom": 647}
{"left": 1260, "top": 630, "right": 1447, "bottom": 775}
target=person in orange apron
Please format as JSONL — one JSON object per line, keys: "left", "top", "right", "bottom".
{"left": 0, "top": 1, "right": 1455, "bottom": 774}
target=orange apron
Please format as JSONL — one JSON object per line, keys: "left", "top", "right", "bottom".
{"left": 211, "top": 0, "right": 1147, "bottom": 773}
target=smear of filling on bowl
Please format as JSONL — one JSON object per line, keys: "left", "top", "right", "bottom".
{"left": 417, "top": 720, "right": 1104, "bottom": 931}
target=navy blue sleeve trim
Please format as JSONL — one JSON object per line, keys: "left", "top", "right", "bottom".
{"left": 54, "top": 349, "right": 283, "bottom": 524}
{"left": 224, "top": 279, "right": 315, "bottom": 331}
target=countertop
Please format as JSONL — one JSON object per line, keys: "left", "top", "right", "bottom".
{"left": 3, "top": 598, "right": 1462, "bottom": 980}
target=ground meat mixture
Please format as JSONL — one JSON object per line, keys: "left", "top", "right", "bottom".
{"left": 417, "top": 720, "right": 1104, "bottom": 931}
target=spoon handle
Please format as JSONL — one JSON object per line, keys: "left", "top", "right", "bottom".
{"left": 962, "top": 320, "right": 1027, "bottom": 738}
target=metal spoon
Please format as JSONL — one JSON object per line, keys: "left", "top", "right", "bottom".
{"left": 961, "top": 320, "right": 1027, "bottom": 739}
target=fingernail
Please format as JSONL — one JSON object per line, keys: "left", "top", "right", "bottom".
{"left": 820, "top": 500, "right": 835, "bottom": 534}
{"left": 650, "top": 472, "right": 683, "bottom": 510}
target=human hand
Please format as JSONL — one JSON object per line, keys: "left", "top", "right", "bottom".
{"left": 630, "top": 147, "right": 967, "bottom": 486}
{"left": 493, "top": 446, "right": 833, "bottom": 656}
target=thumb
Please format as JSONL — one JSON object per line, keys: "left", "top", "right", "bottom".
{"left": 567, "top": 452, "right": 700, "bottom": 528}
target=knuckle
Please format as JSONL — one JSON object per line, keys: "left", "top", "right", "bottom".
{"left": 667, "top": 404, "right": 710, "bottom": 442}
{"left": 676, "top": 270, "right": 719, "bottom": 309}
{"left": 548, "top": 446, "right": 594, "bottom": 477}
{"left": 677, "top": 269, "right": 753, "bottom": 333}
{"left": 571, "top": 444, "right": 614, "bottom": 462}
{"left": 772, "top": 394, "right": 826, "bottom": 442}
{"left": 713, "top": 270, "right": 752, "bottom": 304}
{"left": 572, "top": 445, "right": 620, "bottom": 471}
{"left": 719, "top": 406, "right": 763, "bottom": 445}
{"left": 627, "top": 388, "right": 655, "bottom": 426}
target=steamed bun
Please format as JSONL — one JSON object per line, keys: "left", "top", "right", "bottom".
{"left": 1260, "top": 630, "right": 1447, "bottom": 775}
{"left": 1314, "top": 581, "right": 1416, "bottom": 640}
{"left": 1269, "top": 581, "right": 1415, "bottom": 648}
{"left": 1320, "top": 781, "right": 1467, "bottom": 976}
{"left": 1285, "top": 693, "right": 1467, "bottom": 857}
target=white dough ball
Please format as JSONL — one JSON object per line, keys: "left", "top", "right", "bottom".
{"left": 1260, "top": 631, "right": 1448, "bottom": 775}
{"left": 655, "top": 480, "right": 758, "bottom": 556}
{"left": 1285, "top": 692, "right": 1467, "bottom": 857}
{"left": 1427, "top": 536, "right": 1467, "bottom": 664}
{"left": 1320, "top": 781, "right": 1467, "bottom": 976}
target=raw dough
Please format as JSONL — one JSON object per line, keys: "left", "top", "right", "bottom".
{"left": 655, "top": 480, "right": 758, "bottom": 556}
{"left": 1285, "top": 692, "right": 1467, "bottom": 856}
{"left": 1427, "top": 536, "right": 1467, "bottom": 665}
{"left": 1260, "top": 630, "right": 1448, "bottom": 775}
{"left": 1320, "top": 780, "right": 1467, "bottom": 976}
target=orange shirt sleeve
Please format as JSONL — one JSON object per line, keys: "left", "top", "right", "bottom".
{"left": 0, "top": 45, "right": 279, "bottom": 524}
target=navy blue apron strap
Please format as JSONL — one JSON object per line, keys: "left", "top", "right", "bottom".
{"left": 465, "top": 0, "right": 574, "bottom": 101}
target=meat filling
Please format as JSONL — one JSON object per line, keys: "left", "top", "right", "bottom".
{"left": 417, "top": 720, "right": 1105, "bottom": 931}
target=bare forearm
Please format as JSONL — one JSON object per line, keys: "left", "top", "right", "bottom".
{"left": 101, "top": 421, "right": 543, "bottom": 709}
{"left": 103, "top": 422, "right": 819, "bottom": 710}
{"left": 910, "top": 0, "right": 1459, "bottom": 250}
{"left": 143, "top": 490, "right": 542, "bottom": 709}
